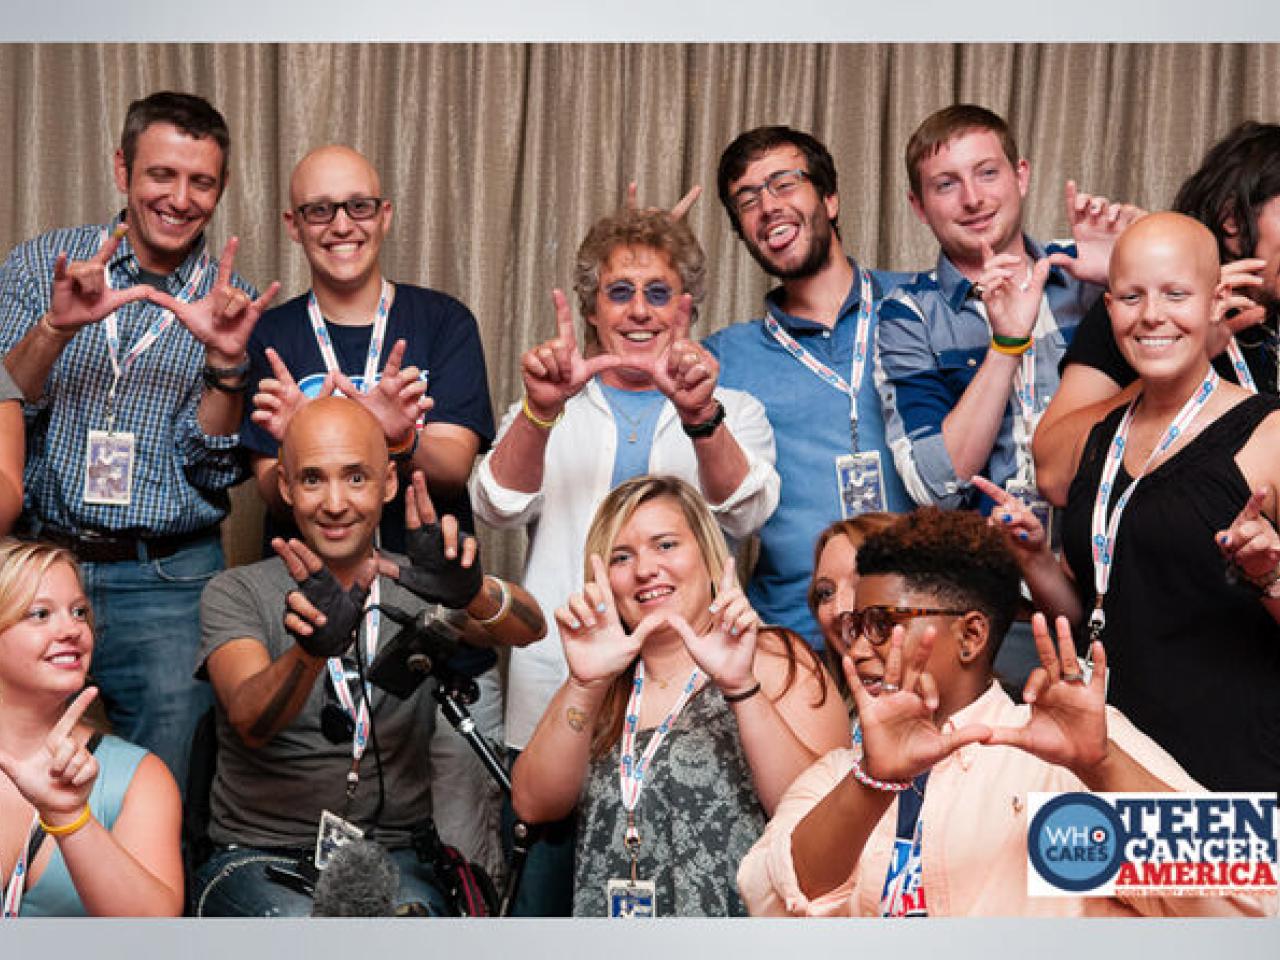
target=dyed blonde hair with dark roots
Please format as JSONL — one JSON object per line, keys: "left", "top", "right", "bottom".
{"left": 582, "top": 475, "right": 827, "bottom": 758}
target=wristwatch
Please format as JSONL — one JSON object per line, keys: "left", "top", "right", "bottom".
{"left": 681, "top": 400, "right": 726, "bottom": 440}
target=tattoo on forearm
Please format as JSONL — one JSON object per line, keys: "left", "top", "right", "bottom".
{"left": 566, "top": 706, "right": 588, "bottom": 733}
{"left": 249, "top": 660, "right": 307, "bottom": 739}
{"left": 510, "top": 595, "right": 545, "bottom": 632}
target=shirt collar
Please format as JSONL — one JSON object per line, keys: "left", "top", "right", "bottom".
{"left": 106, "top": 211, "right": 209, "bottom": 291}
{"left": 937, "top": 234, "right": 1068, "bottom": 313}
{"left": 764, "top": 256, "right": 869, "bottom": 332}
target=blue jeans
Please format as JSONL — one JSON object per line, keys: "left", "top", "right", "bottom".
{"left": 502, "top": 748, "right": 576, "bottom": 917}
{"left": 193, "top": 845, "right": 450, "bottom": 917}
{"left": 82, "top": 535, "right": 220, "bottom": 794}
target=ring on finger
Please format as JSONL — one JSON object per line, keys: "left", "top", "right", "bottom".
{"left": 881, "top": 682, "right": 900, "bottom": 694}
{"left": 1061, "top": 671, "right": 1086, "bottom": 684}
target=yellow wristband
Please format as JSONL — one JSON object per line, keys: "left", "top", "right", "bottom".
{"left": 521, "top": 395, "right": 563, "bottom": 431}
{"left": 39, "top": 804, "right": 92, "bottom": 837}
{"left": 989, "top": 335, "right": 1034, "bottom": 357}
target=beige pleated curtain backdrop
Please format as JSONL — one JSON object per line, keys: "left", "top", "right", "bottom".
{"left": 1, "top": 43, "right": 1278, "bottom": 574}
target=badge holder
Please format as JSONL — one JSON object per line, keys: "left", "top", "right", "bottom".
{"left": 835, "top": 451, "right": 888, "bottom": 519}
{"left": 606, "top": 819, "right": 656, "bottom": 918}
{"left": 83, "top": 429, "right": 135, "bottom": 506}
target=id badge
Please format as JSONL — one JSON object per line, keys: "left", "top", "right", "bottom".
{"left": 835, "top": 451, "right": 887, "bottom": 518}
{"left": 606, "top": 878, "right": 657, "bottom": 918}
{"left": 315, "top": 809, "right": 364, "bottom": 870}
{"left": 83, "top": 430, "right": 136, "bottom": 506}
{"left": 1004, "top": 479, "right": 1055, "bottom": 544}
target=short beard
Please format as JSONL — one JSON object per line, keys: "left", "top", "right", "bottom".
{"left": 746, "top": 214, "right": 835, "bottom": 281}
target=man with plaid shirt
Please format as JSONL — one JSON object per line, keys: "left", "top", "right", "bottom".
{"left": 0, "top": 91, "right": 277, "bottom": 790}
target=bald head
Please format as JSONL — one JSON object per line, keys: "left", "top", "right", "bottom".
{"left": 1109, "top": 211, "right": 1221, "bottom": 291}
{"left": 289, "top": 145, "right": 382, "bottom": 209}
{"left": 281, "top": 396, "right": 387, "bottom": 473}
{"left": 278, "top": 397, "right": 396, "bottom": 569}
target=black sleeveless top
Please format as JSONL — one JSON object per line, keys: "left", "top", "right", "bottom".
{"left": 1062, "top": 393, "right": 1280, "bottom": 792}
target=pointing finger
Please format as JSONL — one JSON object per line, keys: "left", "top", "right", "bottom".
{"left": 50, "top": 687, "right": 99, "bottom": 742}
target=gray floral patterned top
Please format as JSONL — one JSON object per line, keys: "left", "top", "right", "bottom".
{"left": 573, "top": 684, "right": 766, "bottom": 916}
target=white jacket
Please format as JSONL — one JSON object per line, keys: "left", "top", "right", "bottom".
{"left": 471, "top": 379, "right": 780, "bottom": 749}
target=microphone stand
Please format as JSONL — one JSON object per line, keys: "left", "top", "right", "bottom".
{"left": 368, "top": 604, "right": 539, "bottom": 917}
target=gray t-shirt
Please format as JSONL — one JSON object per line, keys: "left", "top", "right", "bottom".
{"left": 0, "top": 361, "right": 20, "bottom": 402}
{"left": 198, "top": 556, "right": 440, "bottom": 850}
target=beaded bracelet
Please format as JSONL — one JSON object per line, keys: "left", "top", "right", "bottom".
{"left": 848, "top": 754, "right": 913, "bottom": 793}
{"left": 40, "top": 804, "right": 92, "bottom": 837}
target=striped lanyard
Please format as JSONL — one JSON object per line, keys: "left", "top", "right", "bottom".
{"left": 100, "top": 231, "right": 209, "bottom": 427}
{"left": 1225, "top": 336, "right": 1259, "bottom": 394}
{"left": 618, "top": 660, "right": 702, "bottom": 861}
{"left": 306, "top": 278, "right": 394, "bottom": 390}
{"left": 1088, "top": 370, "right": 1219, "bottom": 639}
{"left": 763, "top": 267, "right": 874, "bottom": 450}
{"left": 1, "top": 814, "right": 40, "bottom": 918}
{"left": 324, "top": 578, "right": 381, "bottom": 795}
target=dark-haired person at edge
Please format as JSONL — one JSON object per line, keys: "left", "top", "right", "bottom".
{"left": 472, "top": 206, "right": 779, "bottom": 914}
{"left": 875, "top": 104, "right": 1139, "bottom": 687}
{"left": 980, "top": 212, "right": 1280, "bottom": 793}
{"left": 0, "top": 92, "right": 279, "bottom": 792}
{"left": 0, "top": 539, "right": 182, "bottom": 916}
{"left": 704, "top": 126, "right": 913, "bottom": 658}
{"left": 738, "top": 508, "right": 1273, "bottom": 917}
{"left": 242, "top": 143, "right": 502, "bottom": 881}
{"left": 807, "top": 515, "right": 898, "bottom": 709}
{"left": 512, "top": 475, "right": 847, "bottom": 917}
{"left": 192, "top": 397, "right": 543, "bottom": 916}
{"left": 0, "top": 363, "right": 22, "bottom": 535}
{"left": 1036, "top": 121, "right": 1280, "bottom": 506}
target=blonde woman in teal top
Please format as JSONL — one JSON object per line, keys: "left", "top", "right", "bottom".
{"left": 0, "top": 539, "right": 182, "bottom": 916}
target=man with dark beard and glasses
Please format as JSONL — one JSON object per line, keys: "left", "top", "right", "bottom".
{"left": 704, "top": 126, "right": 912, "bottom": 654}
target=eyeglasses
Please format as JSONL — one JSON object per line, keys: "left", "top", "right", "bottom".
{"left": 841, "top": 605, "right": 968, "bottom": 647}
{"left": 294, "top": 196, "right": 385, "bottom": 225}
{"left": 732, "top": 168, "right": 810, "bottom": 217}
{"left": 602, "top": 279, "right": 675, "bottom": 308}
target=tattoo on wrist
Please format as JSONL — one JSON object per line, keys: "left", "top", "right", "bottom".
{"left": 566, "top": 706, "right": 588, "bottom": 733}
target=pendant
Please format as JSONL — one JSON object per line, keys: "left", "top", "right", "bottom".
{"left": 627, "top": 431, "right": 637, "bottom": 443}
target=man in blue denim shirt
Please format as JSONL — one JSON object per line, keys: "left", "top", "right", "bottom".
{"left": 704, "top": 126, "right": 912, "bottom": 651}
{"left": 876, "top": 105, "right": 1135, "bottom": 512}
{"left": 0, "top": 92, "right": 277, "bottom": 790}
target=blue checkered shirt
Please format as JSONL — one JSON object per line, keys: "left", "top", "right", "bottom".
{"left": 0, "top": 219, "right": 256, "bottom": 535}
{"left": 874, "top": 236, "right": 1101, "bottom": 510}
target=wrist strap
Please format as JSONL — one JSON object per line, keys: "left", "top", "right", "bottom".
{"left": 848, "top": 754, "right": 912, "bottom": 793}
{"left": 521, "top": 395, "right": 563, "bottom": 431}
{"left": 39, "top": 804, "right": 92, "bottom": 837}
{"left": 681, "top": 399, "right": 726, "bottom": 439}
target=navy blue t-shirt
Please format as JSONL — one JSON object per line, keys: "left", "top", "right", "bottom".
{"left": 243, "top": 283, "right": 496, "bottom": 550}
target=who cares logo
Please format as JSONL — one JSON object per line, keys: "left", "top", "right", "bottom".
{"left": 1027, "top": 792, "right": 1279, "bottom": 897}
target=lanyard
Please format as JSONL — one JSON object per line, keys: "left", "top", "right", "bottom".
{"left": 1, "top": 814, "right": 40, "bottom": 918}
{"left": 1088, "top": 370, "right": 1219, "bottom": 639}
{"left": 617, "top": 660, "right": 701, "bottom": 875}
{"left": 1225, "top": 336, "right": 1259, "bottom": 394}
{"left": 763, "top": 268, "right": 874, "bottom": 450}
{"left": 324, "top": 578, "right": 381, "bottom": 798}
{"left": 306, "top": 279, "right": 394, "bottom": 390}
{"left": 99, "top": 231, "right": 209, "bottom": 429}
